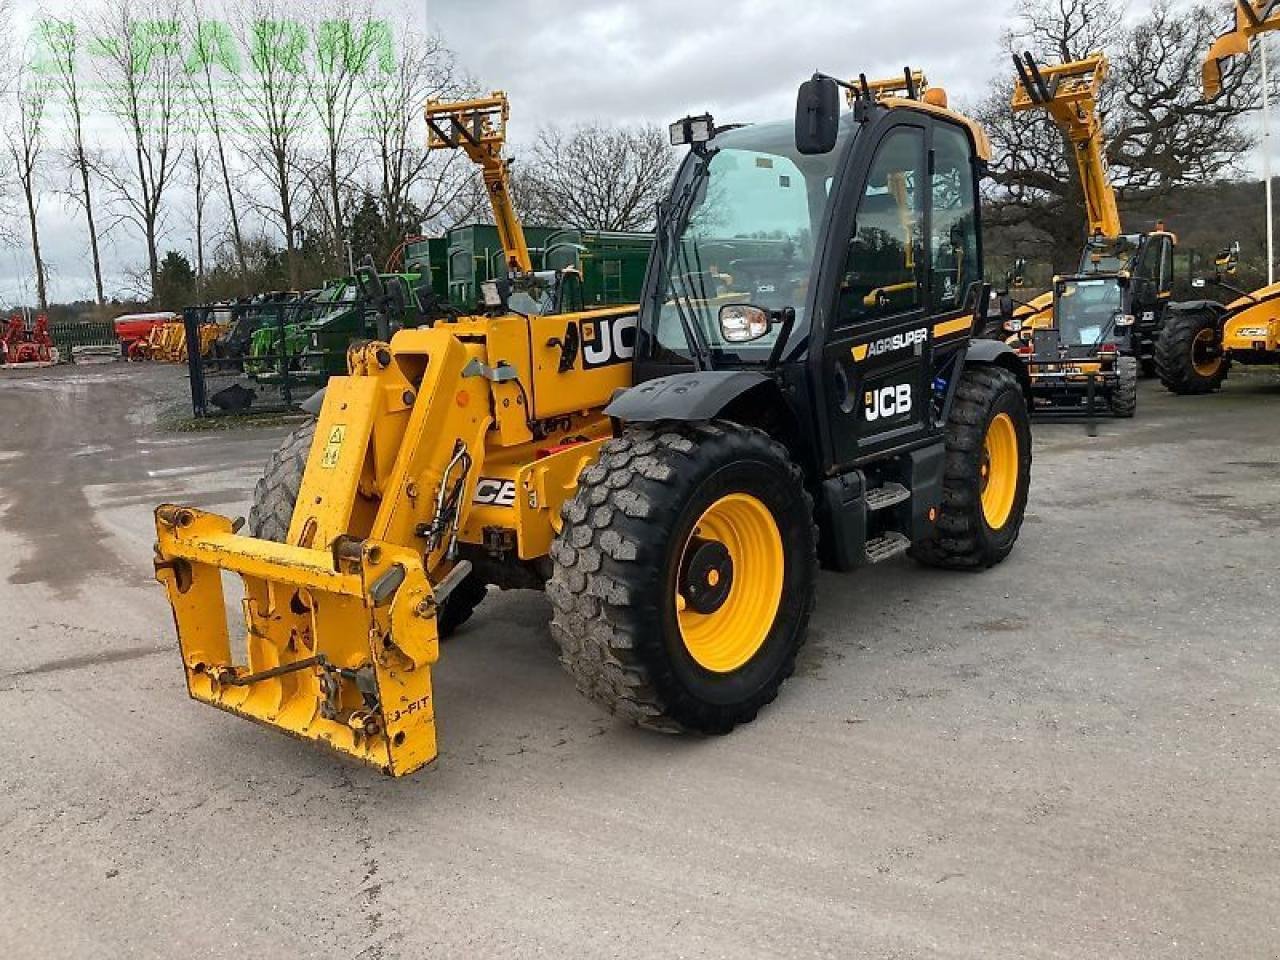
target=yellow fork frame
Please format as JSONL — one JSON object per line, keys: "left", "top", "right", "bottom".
{"left": 153, "top": 329, "right": 493, "bottom": 776}
{"left": 155, "top": 509, "right": 441, "bottom": 775}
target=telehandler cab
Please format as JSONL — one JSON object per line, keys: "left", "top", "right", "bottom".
{"left": 1155, "top": 1, "right": 1280, "bottom": 394}
{"left": 153, "top": 75, "right": 1032, "bottom": 776}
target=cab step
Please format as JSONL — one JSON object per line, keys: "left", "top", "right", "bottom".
{"left": 865, "top": 531, "right": 911, "bottom": 565}
{"left": 865, "top": 482, "right": 910, "bottom": 512}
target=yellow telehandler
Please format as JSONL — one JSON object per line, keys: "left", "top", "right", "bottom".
{"left": 1155, "top": 1, "right": 1280, "bottom": 393}
{"left": 1005, "top": 53, "right": 1183, "bottom": 418}
{"left": 153, "top": 77, "right": 1033, "bottom": 776}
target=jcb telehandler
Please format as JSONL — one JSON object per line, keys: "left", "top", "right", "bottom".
{"left": 1156, "top": 1, "right": 1280, "bottom": 393}
{"left": 152, "top": 76, "right": 1033, "bottom": 776}
{"left": 1006, "top": 53, "right": 1179, "bottom": 417}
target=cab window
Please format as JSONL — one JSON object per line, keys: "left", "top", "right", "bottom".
{"left": 1133, "top": 236, "right": 1174, "bottom": 296}
{"left": 835, "top": 127, "right": 925, "bottom": 326}
{"left": 930, "top": 125, "right": 978, "bottom": 312}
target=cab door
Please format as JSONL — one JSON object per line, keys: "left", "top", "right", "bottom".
{"left": 817, "top": 118, "right": 980, "bottom": 470}
{"left": 1130, "top": 233, "right": 1174, "bottom": 354}
{"left": 820, "top": 123, "right": 931, "bottom": 471}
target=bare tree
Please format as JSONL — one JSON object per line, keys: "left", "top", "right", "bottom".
{"left": 976, "top": 0, "right": 1263, "bottom": 269}
{"left": 359, "top": 22, "right": 480, "bottom": 251}
{"left": 230, "top": 0, "right": 311, "bottom": 288}
{"left": 305, "top": 0, "right": 385, "bottom": 259}
{"left": 39, "top": 19, "right": 106, "bottom": 305}
{"left": 6, "top": 52, "right": 51, "bottom": 311}
{"left": 91, "top": 0, "right": 187, "bottom": 296}
{"left": 189, "top": 134, "right": 211, "bottom": 299}
{"left": 518, "top": 122, "right": 674, "bottom": 231}
{"left": 184, "top": 3, "right": 247, "bottom": 272}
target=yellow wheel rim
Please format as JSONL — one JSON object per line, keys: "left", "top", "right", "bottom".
{"left": 676, "top": 493, "right": 784, "bottom": 673}
{"left": 1191, "top": 328, "right": 1222, "bottom": 377}
{"left": 980, "top": 413, "right": 1019, "bottom": 531}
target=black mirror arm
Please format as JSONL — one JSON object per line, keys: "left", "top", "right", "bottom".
{"left": 766, "top": 307, "right": 797, "bottom": 369}
{"left": 1208, "top": 274, "right": 1256, "bottom": 302}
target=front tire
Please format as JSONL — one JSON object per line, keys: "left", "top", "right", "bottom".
{"left": 547, "top": 422, "right": 817, "bottom": 734}
{"left": 1109, "top": 356, "right": 1138, "bottom": 418}
{"left": 1155, "top": 308, "right": 1231, "bottom": 395}
{"left": 246, "top": 421, "right": 486, "bottom": 637}
{"left": 912, "top": 365, "right": 1032, "bottom": 569}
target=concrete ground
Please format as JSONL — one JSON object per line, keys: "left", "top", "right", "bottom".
{"left": 1, "top": 361, "right": 1277, "bottom": 960}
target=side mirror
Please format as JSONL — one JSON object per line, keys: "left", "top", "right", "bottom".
{"left": 1192, "top": 278, "right": 1207, "bottom": 289}
{"left": 795, "top": 76, "right": 840, "bottom": 155}
{"left": 719, "top": 304, "right": 772, "bottom": 343}
{"left": 1216, "top": 240, "right": 1241, "bottom": 277}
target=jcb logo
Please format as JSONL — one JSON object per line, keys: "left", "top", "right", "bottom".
{"left": 864, "top": 384, "right": 912, "bottom": 422}
{"left": 473, "top": 478, "right": 516, "bottom": 507}
{"left": 581, "top": 314, "right": 638, "bottom": 369}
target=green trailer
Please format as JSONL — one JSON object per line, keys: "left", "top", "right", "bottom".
{"left": 445, "top": 224, "right": 560, "bottom": 309}
{"left": 404, "top": 237, "right": 450, "bottom": 301}
{"left": 540, "top": 229, "right": 653, "bottom": 307}
{"left": 444, "top": 223, "right": 653, "bottom": 310}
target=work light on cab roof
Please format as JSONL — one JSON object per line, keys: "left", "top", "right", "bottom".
{"left": 669, "top": 113, "right": 715, "bottom": 147}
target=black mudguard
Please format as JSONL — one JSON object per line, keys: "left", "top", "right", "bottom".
{"left": 1169, "top": 299, "right": 1229, "bottom": 331}
{"left": 300, "top": 388, "right": 326, "bottom": 415}
{"left": 964, "top": 338, "right": 1032, "bottom": 405}
{"left": 604, "top": 371, "right": 777, "bottom": 423}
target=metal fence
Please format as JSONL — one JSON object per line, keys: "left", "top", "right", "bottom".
{"left": 48, "top": 319, "right": 118, "bottom": 358}
{"left": 184, "top": 297, "right": 360, "bottom": 418}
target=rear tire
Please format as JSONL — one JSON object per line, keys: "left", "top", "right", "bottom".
{"left": 912, "top": 365, "right": 1032, "bottom": 570}
{"left": 246, "top": 420, "right": 486, "bottom": 638}
{"left": 547, "top": 422, "right": 817, "bottom": 734}
{"left": 1155, "top": 308, "right": 1231, "bottom": 395}
{"left": 247, "top": 422, "right": 315, "bottom": 542}
{"left": 1109, "top": 356, "right": 1138, "bottom": 418}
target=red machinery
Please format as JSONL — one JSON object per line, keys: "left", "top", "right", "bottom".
{"left": 0, "top": 314, "right": 54, "bottom": 365}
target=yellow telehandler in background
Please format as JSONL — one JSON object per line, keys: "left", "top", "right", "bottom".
{"left": 152, "top": 76, "right": 1032, "bottom": 777}
{"left": 1005, "top": 53, "right": 1183, "bottom": 418}
{"left": 1155, "top": 1, "right": 1280, "bottom": 393}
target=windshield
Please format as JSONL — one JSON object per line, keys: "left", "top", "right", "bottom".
{"left": 650, "top": 115, "right": 857, "bottom": 363}
{"left": 1055, "top": 277, "right": 1124, "bottom": 345}
{"left": 1080, "top": 234, "right": 1141, "bottom": 274}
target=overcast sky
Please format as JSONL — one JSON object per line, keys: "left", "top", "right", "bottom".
{"left": 428, "top": 0, "right": 1010, "bottom": 136}
{"left": 0, "top": 0, "right": 1258, "bottom": 305}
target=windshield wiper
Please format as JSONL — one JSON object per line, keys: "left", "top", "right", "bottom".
{"left": 655, "top": 158, "right": 715, "bottom": 369}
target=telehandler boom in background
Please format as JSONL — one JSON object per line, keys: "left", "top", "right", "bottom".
{"left": 153, "top": 73, "right": 1032, "bottom": 776}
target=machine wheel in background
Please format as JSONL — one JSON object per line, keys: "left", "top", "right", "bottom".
{"left": 1155, "top": 308, "right": 1231, "bottom": 395}
{"left": 247, "top": 421, "right": 316, "bottom": 542}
